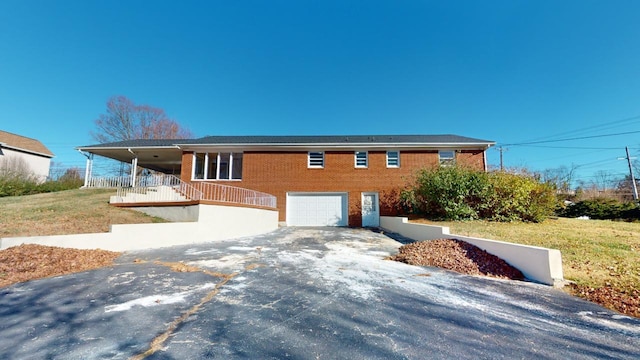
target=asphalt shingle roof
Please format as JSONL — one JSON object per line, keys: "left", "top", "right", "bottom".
{"left": 79, "top": 134, "right": 494, "bottom": 148}
{"left": 0, "top": 130, "right": 54, "bottom": 157}
{"left": 184, "top": 134, "right": 493, "bottom": 144}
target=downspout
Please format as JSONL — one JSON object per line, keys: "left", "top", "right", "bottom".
{"left": 128, "top": 148, "right": 138, "bottom": 187}
{"left": 483, "top": 146, "right": 489, "bottom": 172}
{"left": 77, "top": 150, "right": 93, "bottom": 188}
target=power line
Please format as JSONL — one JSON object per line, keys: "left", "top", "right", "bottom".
{"left": 506, "top": 114, "right": 640, "bottom": 145}
{"left": 502, "top": 129, "right": 640, "bottom": 146}
{"left": 506, "top": 145, "right": 636, "bottom": 150}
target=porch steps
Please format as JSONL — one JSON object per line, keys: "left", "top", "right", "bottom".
{"left": 110, "top": 185, "right": 190, "bottom": 204}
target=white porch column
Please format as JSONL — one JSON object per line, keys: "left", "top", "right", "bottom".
{"left": 79, "top": 151, "right": 93, "bottom": 188}
{"left": 127, "top": 148, "right": 138, "bottom": 187}
{"left": 130, "top": 157, "right": 138, "bottom": 186}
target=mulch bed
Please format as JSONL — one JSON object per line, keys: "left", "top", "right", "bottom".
{"left": 387, "top": 238, "right": 525, "bottom": 280}
{"left": 568, "top": 284, "right": 640, "bottom": 318}
{"left": 0, "top": 244, "right": 120, "bottom": 288}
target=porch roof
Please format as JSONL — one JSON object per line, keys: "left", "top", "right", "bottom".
{"left": 77, "top": 139, "right": 183, "bottom": 173}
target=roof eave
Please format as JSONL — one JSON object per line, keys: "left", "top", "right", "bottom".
{"left": 76, "top": 145, "right": 181, "bottom": 151}
{"left": 0, "top": 144, "right": 54, "bottom": 158}
{"left": 178, "top": 142, "right": 495, "bottom": 150}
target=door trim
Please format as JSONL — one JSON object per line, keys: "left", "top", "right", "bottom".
{"left": 361, "top": 192, "right": 380, "bottom": 227}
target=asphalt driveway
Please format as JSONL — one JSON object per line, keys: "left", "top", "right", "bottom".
{"left": 0, "top": 227, "right": 638, "bottom": 359}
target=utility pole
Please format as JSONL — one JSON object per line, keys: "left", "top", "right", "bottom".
{"left": 624, "top": 146, "right": 638, "bottom": 201}
{"left": 498, "top": 146, "right": 507, "bottom": 171}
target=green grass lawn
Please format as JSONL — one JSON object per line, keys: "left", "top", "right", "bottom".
{"left": 0, "top": 188, "right": 165, "bottom": 238}
{"left": 412, "top": 217, "right": 640, "bottom": 294}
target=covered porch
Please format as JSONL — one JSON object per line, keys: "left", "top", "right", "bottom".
{"left": 77, "top": 143, "right": 276, "bottom": 209}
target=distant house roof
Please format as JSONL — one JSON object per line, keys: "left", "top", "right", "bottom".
{"left": 0, "top": 130, "right": 54, "bottom": 158}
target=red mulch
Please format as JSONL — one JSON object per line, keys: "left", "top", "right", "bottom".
{"left": 387, "top": 238, "right": 525, "bottom": 280}
{"left": 0, "top": 244, "right": 120, "bottom": 288}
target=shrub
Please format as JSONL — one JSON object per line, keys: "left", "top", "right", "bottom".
{"left": 0, "top": 173, "right": 83, "bottom": 197}
{"left": 485, "top": 171, "right": 557, "bottom": 222}
{"left": 400, "top": 166, "right": 490, "bottom": 220}
{"left": 0, "top": 172, "right": 39, "bottom": 197}
{"left": 400, "top": 166, "right": 558, "bottom": 222}
{"left": 558, "top": 199, "right": 639, "bottom": 221}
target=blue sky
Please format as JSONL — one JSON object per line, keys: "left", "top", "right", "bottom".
{"left": 1, "top": 1, "right": 639, "bottom": 186}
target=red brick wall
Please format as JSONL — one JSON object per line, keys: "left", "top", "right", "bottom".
{"left": 182, "top": 149, "right": 487, "bottom": 225}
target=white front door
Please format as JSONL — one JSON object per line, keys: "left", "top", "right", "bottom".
{"left": 361, "top": 192, "right": 379, "bottom": 227}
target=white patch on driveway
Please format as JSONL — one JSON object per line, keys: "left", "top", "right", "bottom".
{"left": 227, "top": 246, "right": 259, "bottom": 252}
{"left": 577, "top": 311, "right": 640, "bottom": 334}
{"left": 188, "top": 254, "right": 254, "bottom": 269}
{"left": 104, "top": 283, "right": 216, "bottom": 313}
{"left": 107, "top": 272, "right": 136, "bottom": 286}
{"left": 277, "top": 237, "right": 410, "bottom": 300}
{"left": 184, "top": 248, "right": 220, "bottom": 256}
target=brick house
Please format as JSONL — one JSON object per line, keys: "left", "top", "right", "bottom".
{"left": 78, "top": 134, "right": 494, "bottom": 227}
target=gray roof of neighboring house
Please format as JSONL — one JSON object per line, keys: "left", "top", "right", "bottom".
{"left": 0, "top": 130, "right": 54, "bottom": 157}
{"left": 78, "top": 134, "right": 494, "bottom": 149}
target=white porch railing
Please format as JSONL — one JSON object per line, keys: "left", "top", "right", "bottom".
{"left": 85, "top": 176, "right": 132, "bottom": 188}
{"left": 193, "top": 182, "right": 277, "bottom": 208}
{"left": 90, "top": 173, "right": 276, "bottom": 208}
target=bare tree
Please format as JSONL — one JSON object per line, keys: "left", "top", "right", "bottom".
{"left": 91, "top": 96, "right": 193, "bottom": 143}
{"left": 593, "top": 170, "right": 614, "bottom": 192}
{"left": 539, "top": 165, "right": 577, "bottom": 193}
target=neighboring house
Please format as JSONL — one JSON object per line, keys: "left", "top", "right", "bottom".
{"left": 0, "top": 130, "right": 54, "bottom": 181}
{"left": 77, "top": 134, "right": 494, "bottom": 227}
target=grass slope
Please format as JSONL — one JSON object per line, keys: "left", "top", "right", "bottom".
{"left": 414, "top": 218, "right": 640, "bottom": 308}
{"left": 0, "top": 189, "right": 166, "bottom": 238}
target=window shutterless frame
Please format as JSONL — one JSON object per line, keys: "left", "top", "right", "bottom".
{"left": 386, "top": 151, "right": 400, "bottom": 168}
{"left": 355, "top": 151, "right": 368, "bottom": 168}
{"left": 438, "top": 150, "right": 456, "bottom": 166}
{"left": 192, "top": 152, "right": 243, "bottom": 180}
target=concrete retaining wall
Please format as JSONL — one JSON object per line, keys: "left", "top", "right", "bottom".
{"left": 380, "top": 216, "right": 564, "bottom": 286}
{"left": 0, "top": 204, "right": 278, "bottom": 252}
{"left": 132, "top": 205, "right": 200, "bottom": 222}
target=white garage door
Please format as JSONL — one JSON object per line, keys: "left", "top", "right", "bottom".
{"left": 286, "top": 192, "right": 348, "bottom": 226}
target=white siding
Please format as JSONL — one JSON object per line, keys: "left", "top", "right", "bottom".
{"left": 0, "top": 148, "right": 51, "bottom": 181}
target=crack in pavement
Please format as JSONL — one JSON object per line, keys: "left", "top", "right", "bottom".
{"left": 127, "top": 261, "right": 268, "bottom": 359}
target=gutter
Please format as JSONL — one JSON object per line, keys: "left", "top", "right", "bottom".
{"left": 0, "top": 144, "right": 54, "bottom": 158}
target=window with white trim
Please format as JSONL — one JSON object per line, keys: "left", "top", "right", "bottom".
{"left": 439, "top": 150, "right": 455, "bottom": 166}
{"left": 192, "top": 152, "right": 243, "bottom": 180}
{"left": 355, "top": 151, "right": 368, "bottom": 168}
{"left": 308, "top": 151, "right": 324, "bottom": 168}
{"left": 386, "top": 151, "right": 400, "bottom": 168}
{"left": 194, "top": 153, "right": 205, "bottom": 179}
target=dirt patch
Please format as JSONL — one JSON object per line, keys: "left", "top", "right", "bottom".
{"left": 0, "top": 244, "right": 120, "bottom": 288}
{"left": 387, "top": 238, "right": 525, "bottom": 280}
{"left": 568, "top": 284, "right": 640, "bottom": 318}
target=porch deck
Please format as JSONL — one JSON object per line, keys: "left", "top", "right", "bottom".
{"left": 85, "top": 174, "right": 277, "bottom": 209}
